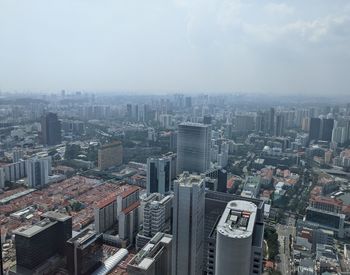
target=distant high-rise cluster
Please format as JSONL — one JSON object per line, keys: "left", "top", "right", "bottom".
{"left": 4, "top": 93, "right": 350, "bottom": 275}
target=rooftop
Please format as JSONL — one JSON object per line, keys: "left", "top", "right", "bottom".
{"left": 96, "top": 194, "right": 116, "bottom": 209}
{"left": 41, "top": 211, "right": 71, "bottom": 222}
{"left": 176, "top": 172, "right": 206, "bottom": 186}
{"left": 119, "top": 185, "right": 140, "bottom": 199}
{"left": 179, "top": 122, "right": 210, "bottom": 128}
{"left": 128, "top": 233, "right": 172, "bottom": 270}
{"left": 14, "top": 218, "right": 57, "bottom": 238}
{"left": 100, "top": 141, "right": 122, "bottom": 150}
{"left": 67, "top": 228, "right": 100, "bottom": 247}
{"left": 217, "top": 200, "right": 257, "bottom": 239}
{"left": 310, "top": 196, "right": 343, "bottom": 207}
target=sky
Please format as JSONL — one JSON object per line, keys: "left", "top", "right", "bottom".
{"left": 0, "top": 0, "right": 350, "bottom": 95}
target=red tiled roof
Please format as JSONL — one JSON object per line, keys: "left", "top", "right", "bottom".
{"left": 96, "top": 194, "right": 116, "bottom": 209}
{"left": 122, "top": 201, "right": 140, "bottom": 215}
{"left": 310, "top": 196, "right": 343, "bottom": 207}
{"left": 120, "top": 186, "right": 140, "bottom": 199}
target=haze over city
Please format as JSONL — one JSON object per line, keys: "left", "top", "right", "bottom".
{"left": 1, "top": 0, "right": 350, "bottom": 95}
{"left": 1, "top": 1, "right": 350, "bottom": 275}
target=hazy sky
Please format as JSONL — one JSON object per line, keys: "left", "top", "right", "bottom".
{"left": 0, "top": 0, "right": 350, "bottom": 95}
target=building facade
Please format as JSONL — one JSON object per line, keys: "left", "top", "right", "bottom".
{"left": 127, "top": 233, "right": 172, "bottom": 275}
{"left": 41, "top": 112, "right": 62, "bottom": 146}
{"left": 215, "top": 200, "right": 261, "bottom": 275}
{"left": 177, "top": 123, "right": 211, "bottom": 174}
{"left": 26, "top": 157, "right": 51, "bottom": 188}
{"left": 98, "top": 141, "right": 123, "bottom": 170}
{"left": 172, "top": 172, "right": 206, "bottom": 275}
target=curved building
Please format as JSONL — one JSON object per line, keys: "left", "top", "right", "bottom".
{"left": 215, "top": 200, "right": 257, "bottom": 275}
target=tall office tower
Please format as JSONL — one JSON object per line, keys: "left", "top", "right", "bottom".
{"left": 320, "top": 118, "right": 334, "bottom": 142}
{"left": 205, "top": 167, "right": 228, "bottom": 193}
{"left": 147, "top": 156, "right": 172, "bottom": 194}
{"left": 274, "top": 114, "right": 285, "bottom": 137}
{"left": 172, "top": 172, "right": 205, "bottom": 275}
{"left": 332, "top": 127, "right": 347, "bottom": 144}
{"left": 204, "top": 191, "right": 264, "bottom": 275}
{"left": 177, "top": 122, "right": 211, "bottom": 174}
{"left": 13, "top": 212, "right": 72, "bottom": 273}
{"left": 255, "top": 112, "right": 267, "bottom": 133}
{"left": 126, "top": 104, "right": 132, "bottom": 119}
{"left": 302, "top": 117, "right": 310, "bottom": 132}
{"left": 97, "top": 141, "right": 123, "bottom": 170}
{"left": 131, "top": 104, "right": 139, "bottom": 120}
{"left": 41, "top": 112, "right": 61, "bottom": 146}
{"left": 66, "top": 229, "right": 103, "bottom": 275}
{"left": 26, "top": 157, "right": 51, "bottom": 188}
{"left": 309, "top": 117, "right": 321, "bottom": 141}
{"left": 169, "top": 131, "right": 177, "bottom": 151}
{"left": 128, "top": 233, "right": 172, "bottom": 275}
{"left": 215, "top": 200, "right": 260, "bottom": 275}
{"left": 268, "top": 108, "right": 275, "bottom": 135}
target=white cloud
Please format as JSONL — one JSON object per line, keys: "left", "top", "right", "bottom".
{"left": 264, "top": 3, "right": 294, "bottom": 16}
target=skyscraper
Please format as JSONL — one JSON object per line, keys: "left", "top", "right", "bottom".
{"left": 172, "top": 172, "right": 205, "bottom": 275}
{"left": 14, "top": 212, "right": 72, "bottom": 272}
{"left": 66, "top": 229, "right": 103, "bottom": 275}
{"left": 136, "top": 193, "right": 173, "bottom": 249}
{"left": 274, "top": 114, "right": 285, "bottom": 137}
{"left": 203, "top": 191, "right": 265, "bottom": 275}
{"left": 128, "top": 233, "right": 172, "bottom": 275}
{"left": 147, "top": 156, "right": 172, "bottom": 194}
{"left": 320, "top": 118, "right": 334, "bottom": 142}
{"left": 177, "top": 122, "right": 211, "bottom": 174}
{"left": 215, "top": 200, "right": 262, "bottom": 275}
{"left": 268, "top": 108, "right": 275, "bottom": 135}
{"left": 309, "top": 117, "right": 321, "bottom": 141}
{"left": 41, "top": 112, "right": 62, "bottom": 146}
{"left": 26, "top": 157, "right": 51, "bottom": 188}
{"left": 309, "top": 118, "right": 334, "bottom": 142}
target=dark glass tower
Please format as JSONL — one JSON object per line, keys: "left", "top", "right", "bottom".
{"left": 41, "top": 112, "right": 62, "bottom": 146}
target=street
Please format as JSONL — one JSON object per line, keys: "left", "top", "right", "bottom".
{"left": 276, "top": 218, "right": 296, "bottom": 275}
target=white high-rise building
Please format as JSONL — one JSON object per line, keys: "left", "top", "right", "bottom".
{"left": 332, "top": 126, "right": 347, "bottom": 144}
{"left": 215, "top": 200, "right": 262, "bottom": 275}
{"left": 143, "top": 194, "right": 173, "bottom": 237}
{"left": 172, "top": 172, "right": 205, "bottom": 275}
{"left": 26, "top": 157, "right": 51, "bottom": 188}
{"left": 177, "top": 122, "right": 211, "bottom": 174}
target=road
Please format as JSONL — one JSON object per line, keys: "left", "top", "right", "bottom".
{"left": 276, "top": 218, "right": 296, "bottom": 275}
